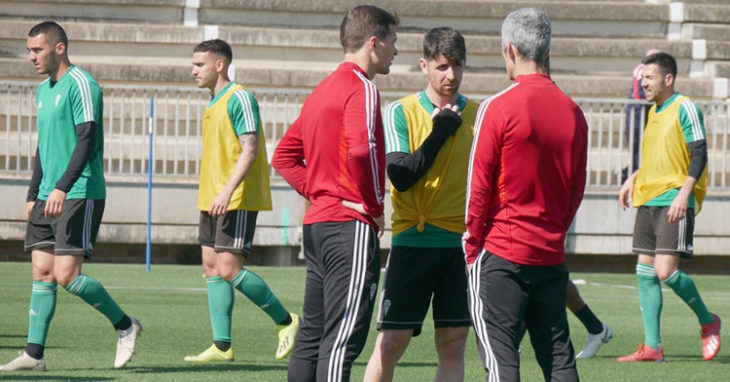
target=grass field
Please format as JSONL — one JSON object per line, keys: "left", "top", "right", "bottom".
{"left": 0, "top": 262, "right": 728, "bottom": 381}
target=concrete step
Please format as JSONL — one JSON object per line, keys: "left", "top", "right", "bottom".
{"left": 682, "top": 23, "right": 730, "bottom": 42}
{"left": 0, "top": 0, "right": 185, "bottom": 23}
{"left": 708, "top": 62, "right": 730, "bottom": 78}
{"left": 200, "top": 0, "right": 670, "bottom": 38}
{"left": 0, "top": 20, "right": 695, "bottom": 76}
{"left": 2, "top": 0, "right": 671, "bottom": 38}
{"left": 683, "top": 3, "right": 730, "bottom": 24}
{"left": 0, "top": 58, "right": 720, "bottom": 99}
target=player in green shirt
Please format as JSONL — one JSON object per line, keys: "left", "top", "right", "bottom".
{"left": 0, "top": 21, "right": 141, "bottom": 372}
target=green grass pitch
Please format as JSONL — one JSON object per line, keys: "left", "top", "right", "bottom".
{"left": 1, "top": 262, "right": 728, "bottom": 381}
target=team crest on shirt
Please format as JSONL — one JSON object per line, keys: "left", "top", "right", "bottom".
{"left": 37, "top": 101, "right": 43, "bottom": 109}
{"left": 55, "top": 94, "right": 62, "bottom": 107}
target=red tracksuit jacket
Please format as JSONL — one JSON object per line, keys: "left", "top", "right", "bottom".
{"left": 272, "top": 62, "right": 385, "bottom": 228}
{"left": 463, "top": 74, "right": 588, "bottom": 266}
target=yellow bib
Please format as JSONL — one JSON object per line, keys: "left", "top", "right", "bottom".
{"left": 390, "top": 94, "right": 477, "bottom": 236}
{"left": 633, "top": 95, "right": 707, "bottom": 211}
{"left": 197, "top": 84, "right": 272, "bottom": 211}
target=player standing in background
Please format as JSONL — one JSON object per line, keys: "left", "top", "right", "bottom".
{"left": 272, "top": 5, "right": 398, "bottom": 381}
{"left": 0, "top": 21, "right": 141, "bottom": 372}
{"left": 566, "top": 279, "right": 612, "bottom": 359}
{"left": 464, "top": 8, "right": 586, "bottom": 381}
{"left": 363, "top": 26, "right": 474, "bottom": 382}
{"left": 618, "top": 52, "right": 720, "bottom": 363}
{"left": 184, "top": 39, "right": 299, "bottom": 363}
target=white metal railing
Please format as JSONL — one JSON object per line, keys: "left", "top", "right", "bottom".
{"left": 1, "top": 81, "right": 728, "bottom": 190}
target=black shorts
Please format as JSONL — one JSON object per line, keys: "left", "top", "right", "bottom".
{"left": 468, "top": 251, "right": 577, "bottom": 382}
{"left": 376, "top": 246, "right": 471, "bottom": 336}
{"left": 24, "top": 199, "right": 105, "bottom": 258}
{"left": 633, "top": 205, "right": 695, "bottom": 258}
{"left": 198, "top": 209, "right": 258, "bottom": 255}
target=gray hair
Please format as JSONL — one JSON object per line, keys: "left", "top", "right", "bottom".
{"left": 501, "top": 8, "right": 551, "bottom": 67}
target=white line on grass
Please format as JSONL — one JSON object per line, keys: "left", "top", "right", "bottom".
{"left": 572, "top": 278, "right": 730, "bottom": 301}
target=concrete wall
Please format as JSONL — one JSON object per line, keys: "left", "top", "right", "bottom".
{"left": 2, "top": 176, "right": 729, "bottom": 264}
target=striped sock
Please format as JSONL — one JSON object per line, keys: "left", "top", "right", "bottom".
{"left": 27, "top": 281, "right": 57, "bottom": 347}
{"left": 65, "top": 274, "right": 125, "bottom": 326}
{"left": 636, "top": 263, "right": 662, "bottom": 350}
{"left": 662, "top": 270, "right": 714, "bottom": 325}
{"left": 230, "top": 269, "right": 289, "bottom": 324}
{"left": 207, "top": 276, "right": 233, "bottom": 342}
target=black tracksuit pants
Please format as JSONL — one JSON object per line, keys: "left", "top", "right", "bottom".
{"left": 288, "top": 220, "right": 380, "bottom": 382}
{"left": 467, "top": 250, "right": 579, "bottom": 382}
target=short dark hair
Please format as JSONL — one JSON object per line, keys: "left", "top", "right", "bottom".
{"left": 340, "top": 5, "right": 399, "bottom": 52}
{"left": 642, "top": 52, "right": 677, "bottom": 78}
{"left": 28, "top": 21, "right": 68, "bottom": 48}
{"left": 193, "top": 39, "right": 232, "bottom": 65}
{"left": 423, "top": 27, "right": 466, "bottom": 65}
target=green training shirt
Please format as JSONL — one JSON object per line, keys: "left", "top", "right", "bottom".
{"left": 36, "top": 66, "right": 105, "bottom": 200}
{"left": 208, "top": 82, "right": 260, "bottom": 136}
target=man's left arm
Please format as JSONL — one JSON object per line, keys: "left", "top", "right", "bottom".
{"left": 668, "top": 100, "right": 707, "bottom": 222}
{"left": 45, "top": 79, "right": 101, "bottom": 218}
{"left": 565, "top": 110, "right": 588, "bottom": 229}
{"left": 208, "top": 89, "right": 260, "bottom": 217}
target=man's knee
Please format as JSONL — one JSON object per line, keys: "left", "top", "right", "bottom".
{"left": 435, "top": 327, "right": 468, "bottom": 360}
{"left": 378, "top": 331, "right": 411, "bottom": 358}
{"left": 55, "top": 271, "right": 79, "bottom": 288}
{"left": 654, "top": 263, "right": 678, "bottom": 281}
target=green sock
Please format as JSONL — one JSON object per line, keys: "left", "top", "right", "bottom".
{"left": 207, "top": 276, "right": 233, "bottom": 342}
{"left": 662, "top": 270, "right": 714, "bottom": 325}
{"left": 636, "top": 263, "right": 662, "bottom": 350}
{"left": 65, "top": 274, "right": 125, "bottom": 326}
{"left": 230, "top": 269, "right": 289, "bottom": 324}
{"left": 27, "top": 281, "right": 57, "bottom": 346}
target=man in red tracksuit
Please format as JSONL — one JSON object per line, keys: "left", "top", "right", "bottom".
{"left": 271, "top": 5, "right": 398, "bottom": 382}
{"left": 463, "top": 8, "right": 587, "bottom": 382}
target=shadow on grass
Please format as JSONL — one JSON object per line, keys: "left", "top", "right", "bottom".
{"left": 390, "top": 361, "right": 439, "bottom": 368}
{"left": 661, "top": 354, "right": 730, "bottom": 363}
{"left": 128, "top": 363, "right": 287, "bottom": 374}
{"left": 0, "top": 334, "right": 27, "bottom": 338}
{"left": 589, "top": 354, "right": 730, "bottom": 364}
{"left": 0, "top": 376, "right": 114, "bottom": 381}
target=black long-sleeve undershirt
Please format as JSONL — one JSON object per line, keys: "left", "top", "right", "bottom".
{"left": 55, "top": 121, "right": 98, "bottom": 193}
{"left": 26, "top": 147, "right": 43, "bottom": 202}
{"left": 386, "top": 109, "right": 462, "bottom": 192}
{"left": 687, "top": 139, "right": 707, "bottom": 180}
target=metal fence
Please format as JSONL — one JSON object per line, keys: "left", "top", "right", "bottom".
{"left": 1, "top": 81, "right": 729, "bottom": 190}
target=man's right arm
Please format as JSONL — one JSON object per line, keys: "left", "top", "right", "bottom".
{"left": 27, "top": 146, "right": 42, "bottom": 202}
{"left": 387, "top": 107, "right": 462, "bottom": 192}
{"left": 271, "top": 117, "right": 308, "bottom": 198}
{"left": 26, "top": 147, "right": 42, "bottom": 220}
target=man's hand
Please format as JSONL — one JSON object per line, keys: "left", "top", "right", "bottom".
{"left": 431, "top": 104, "right": 462, "bottom": 141}
{"left": 44, "top": 189, "right": 66, "bottom": 218}
{"left": 25, "top": 201, "right": 35, "bottom": 221}
{"left": 618, "top": 172, "right": 637, "bottom": 210}
{"left": 667, "top": 195, "right": 688, "bottom": 223}
{"left": 209, "top": 189, "right": 233, "bottom": 218}
{"left": 342, "top": 200, "right": 384, "bottom": 238}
